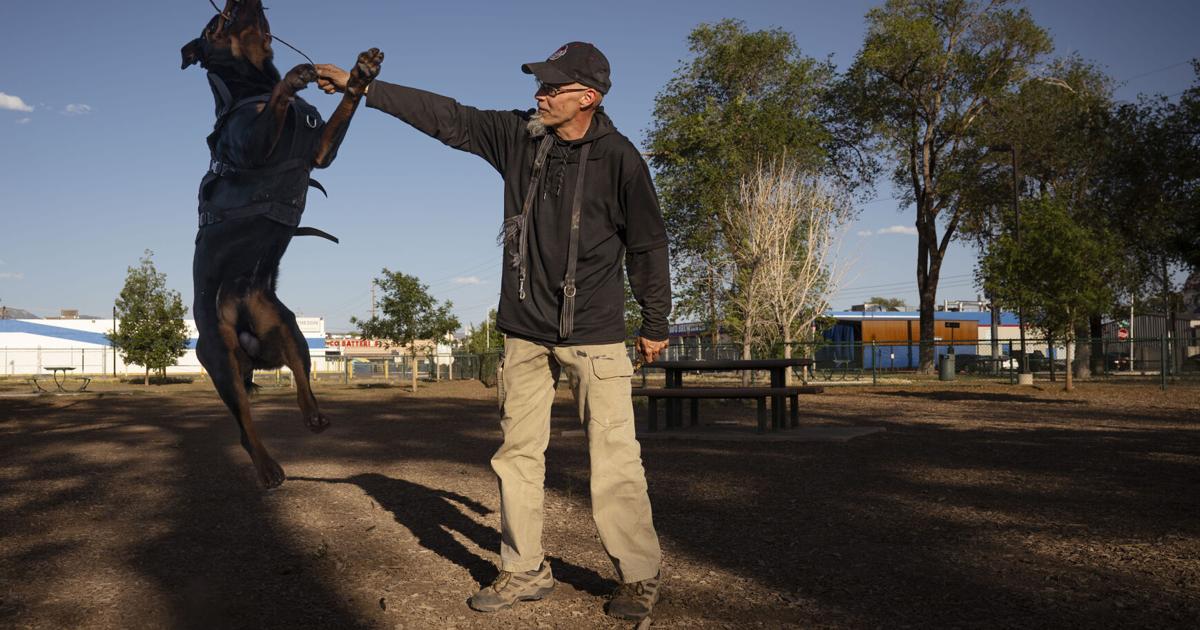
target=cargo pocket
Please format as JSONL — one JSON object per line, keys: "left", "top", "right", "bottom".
{"left": 590, "top": 354, "right": 634, "bottom": 380}
{"left": 588, "top": 353, "right": 634, "bottom": 428}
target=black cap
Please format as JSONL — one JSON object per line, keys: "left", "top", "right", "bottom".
{"left": 521, "top": 42, "right": 611, "bottom": 94}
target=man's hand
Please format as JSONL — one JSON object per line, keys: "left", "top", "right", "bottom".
{"left": 315, "top": 63, "right": 350, "bottom": 94}
{"left": 636, "top": 337, "right": 668, "bottom": 367}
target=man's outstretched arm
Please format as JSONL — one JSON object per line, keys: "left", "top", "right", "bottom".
{"left": 316, "top": 64, "right": 521, "bottom": 173}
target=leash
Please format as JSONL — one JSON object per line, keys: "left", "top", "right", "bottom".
{"left": 207, "top": 0, "right": 316, "bottom": 66}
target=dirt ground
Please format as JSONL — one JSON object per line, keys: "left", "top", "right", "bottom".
{"left": 1, "top": 376, "right": 1197, "bottom": 629}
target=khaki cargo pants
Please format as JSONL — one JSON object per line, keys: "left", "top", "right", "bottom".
{"left": 492, "top": 336, "right": 661, "bottom": 583}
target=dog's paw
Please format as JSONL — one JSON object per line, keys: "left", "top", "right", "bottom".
{"left": 285, "top": 63, "right": 318, "bottom": 91}
{"left": 257, "top": 456, "right": 287, "bottom": 489}
{"left": 347, "top": 48, "right": 384, "bottom": 96}
{"left": 306, "top": 411, "right": 331, "bottom": 434}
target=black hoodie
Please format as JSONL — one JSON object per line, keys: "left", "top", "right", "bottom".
{"left": 366, "top": 81, "right": 671, "bottom": 345}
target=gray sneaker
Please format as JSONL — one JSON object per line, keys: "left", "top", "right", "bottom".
{"left": 605, "top": 572, "right": 662, "bottom": 621}
{"left": 468, "top": 563, "right": 555, "bottom": 612}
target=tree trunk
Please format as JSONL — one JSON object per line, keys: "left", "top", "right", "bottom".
{"left": 1088, "top": 314, "right": 1104, "bottom": 374}
{"left": 1065, "top": 334, "right": 1074, "bottom": 391}
{"left": 917, "top": 285, "right": 937, "bottom": 373}
{"left": 144, "top": 366, "right": 150, "bottom": 386}
{"left": 1073, "top": 320, "right": 1091, "bottom": 380}
{"left": 915, "top": 218, "right": 943, "bottom": 374}
{"left": 741, "top": 340, "right": 752, "bottom": 386}
{"left": 410, "top": 352, "right": 418, "bottom": 393}
{"left": 783, "top": 327, "right": 793, "bottom": 386}
{"left": 1048, "top": 333, "right": 1056, "bottom": 382}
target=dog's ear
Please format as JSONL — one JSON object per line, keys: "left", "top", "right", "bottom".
{"left": 181, "top": 37, "right": 205, "bottom": 69}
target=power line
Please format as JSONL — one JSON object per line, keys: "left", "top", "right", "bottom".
{"left": 1120, "top": 59, "right": 1195, "bottom": 83}
{"left": 835, "top": 272, "right": 973, "bottom": 293}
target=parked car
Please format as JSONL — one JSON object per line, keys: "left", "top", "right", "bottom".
{"left": 1105, "top": 353, "right": 1131, "bottom": 371}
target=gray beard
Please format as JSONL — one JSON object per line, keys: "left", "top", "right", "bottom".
{"left": 526, "top": 112, "right": 548, "bottom": 138}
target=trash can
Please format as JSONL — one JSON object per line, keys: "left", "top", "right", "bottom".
{"left": 939, "top": 352, "right": 956, "bottom": 381}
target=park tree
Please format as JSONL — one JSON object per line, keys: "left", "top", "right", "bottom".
{"left": 1099, "top": 62, "right": 1200, "bottom": 349}
{"left": 462, "top": 309, "right": 504, "bottom": 355}
{"left": 727, "top": 158, "right": 852, "bottom": 384}
{"left": 840, "top": 0, "right": 1051, "bottom": 372}
{"left": 962, "top": 56, "right": 1118, "bottom": 375}
{"left": 353, "top": 270, "right": 460, "bottom": 392}
{"left": 867, "top": 296, "right": 908, "bottom": 311}
{"left": 108, "top": 250, "right": 189, "bottom": 385}
{"left": 646, "top": 19, "right": 840, "bottom": 347}
{"left": 979, "top": 197, "right": 1116, "bottom": 390}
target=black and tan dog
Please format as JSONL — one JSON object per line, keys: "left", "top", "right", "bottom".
{"left": 182, "top": 0, "right": 383, "bottom": 488}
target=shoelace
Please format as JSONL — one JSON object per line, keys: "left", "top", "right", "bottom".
{"left": 490, "top": 571, "right": 513, "bottom": 591}
{"left": 614, "top": 581, "right": 646, "bottom": 598}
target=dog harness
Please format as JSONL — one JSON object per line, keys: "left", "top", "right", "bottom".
{"left": 196, "top": 72, "right": 337, "bottom": 243}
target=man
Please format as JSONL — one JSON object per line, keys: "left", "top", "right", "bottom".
{"left": 317, "top": 41, "right": 670, "bottom": 621}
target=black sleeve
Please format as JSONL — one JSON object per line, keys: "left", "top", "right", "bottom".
{"left": 365, "top": 80, "right": 523, "bottom": 174}
{"left": 626, "top": 245, "right": 671, "bottom": 341}
{"left": 620, "top": 156, "right": 669, "bottom": 253}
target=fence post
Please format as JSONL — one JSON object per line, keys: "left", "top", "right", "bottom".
{"left": 871, "top": 340, "right": 877, "bottom": 385}
{"left": 1161, "top": 333, "right": 1167, "bottom": 391}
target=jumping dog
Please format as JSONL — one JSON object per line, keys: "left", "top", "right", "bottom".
{"left": 182, "top": 0, "right": 383, "bottom": 488}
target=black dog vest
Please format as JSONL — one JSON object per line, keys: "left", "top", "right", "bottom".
{"left": 196, "top": 73, "right": 337, "bottom": 242}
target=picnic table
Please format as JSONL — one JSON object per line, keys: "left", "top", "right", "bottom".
{"left": 31, "top": 367, "right": 91, "bottom": 392}
{"left": 633, "top": 358, "right": 820, "bottom": 434}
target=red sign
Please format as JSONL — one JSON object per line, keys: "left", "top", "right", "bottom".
{"left": 1117, "top": 327, "right": 1128, "bottom": 340}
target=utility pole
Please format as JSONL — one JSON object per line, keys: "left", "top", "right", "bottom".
{"left": 370, "top": 283, "right": 377, "bottom": 320}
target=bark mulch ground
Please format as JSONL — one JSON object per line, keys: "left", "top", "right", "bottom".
{"left": 0, "top": 377, "right": 1196, "bottom": 629}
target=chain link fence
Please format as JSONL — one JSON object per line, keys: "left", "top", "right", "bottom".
{"left": 3, "top": 334, "right": 1194, "bottom": 389}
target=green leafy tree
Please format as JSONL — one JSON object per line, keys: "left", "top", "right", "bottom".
{"left": 1099, "top": 63, "right": 1200, "bottom": 340}
{"left": 462, "top": 309, "right": 504, "bottom": 355}
{"left": 962, "top": 56, "right": 1119, "bottom": 374}
{"left": 841, "top": 0, "right": 1051, "bottom": 372}
{"left": 979, "top": 197, "right": 1116, "bottom": 390}
{"left": 108, "top": 250, "right": 189, "bottom": 385}
{"left": 867, "top": 296, "right": 908, "bottom": 311}
{"left": 647, "top": 19, "right": 839, "bottom": 346}
{"left": 352, "top": 270, "right": 460, "bottom": 392}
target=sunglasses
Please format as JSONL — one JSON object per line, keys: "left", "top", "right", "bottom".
{"left": 535, "top": 81, "right": 591, "bottom": 98}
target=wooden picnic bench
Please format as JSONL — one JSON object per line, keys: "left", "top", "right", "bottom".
{"left": 632, "top": 385, "right": 824, "bottom": 433}
{"left": 632, "top": 358, "right": 821, "bottom": 434}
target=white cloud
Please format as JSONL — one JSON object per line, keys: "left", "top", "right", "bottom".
{"left": 0, "top": 92, "right": 33, "bottom": 112}
{"left": 0, "top": 272, "right": 25, "bottom": 280}
{"left": 856, "top": 230, "right": 874, "bottom": 237}
{"left": 64, "top": 103, "right": 92, "bottom": 116}
{"left": 877, "top": 225, "right": 918, "bottom": 236}
{"left": 452, "top": 276, "right": 482, "bottom": 285}
{"left": 16, "top": 117, "right": 31, "bottom": 124}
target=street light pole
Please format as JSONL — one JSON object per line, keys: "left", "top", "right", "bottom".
{"left": 1011, "top": 144, "right": 1027, "bottom": 375}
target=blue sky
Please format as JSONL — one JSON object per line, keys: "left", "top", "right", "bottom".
{"left": 2, "top": 0, "right": 1197, "bottom": 332}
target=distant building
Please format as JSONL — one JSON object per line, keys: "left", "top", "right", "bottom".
{"left": 0, "top": 317, "right": 328, "bottom": 376}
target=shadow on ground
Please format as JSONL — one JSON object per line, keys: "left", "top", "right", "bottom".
{"left": 1, "top": 380, "right": 1197, "bottom": 628}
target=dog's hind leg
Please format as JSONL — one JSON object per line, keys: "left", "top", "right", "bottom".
{"left": 247, "top": 291, "right": 329, "bottom": 434}
{"left": 199, "top": 295, "right": 287, "bottom": 489}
